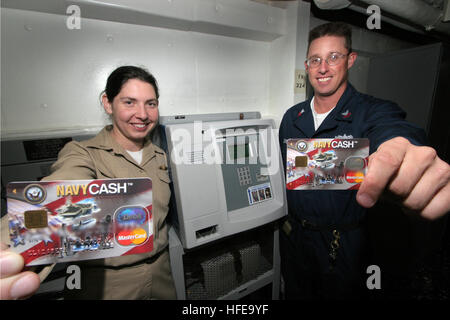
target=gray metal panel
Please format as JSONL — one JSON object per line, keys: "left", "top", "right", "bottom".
{"left": 367, "top": 43, "right": 441, "bottom": 131}
{"left": 221, "top": 164, "right": 269, "bottom": 211}
{"left": 160, "top": 112, "right": 261, "bottom": 125}
{"left": 169, "top": 225, "right": 280, "bottom": 300}
{"left": 1, "top": 140, "right": 29, "bottom": 165}
{"left": 1, "top": 134, "right": 96, "bottom": 165}
{"left": 164, "top": 117, "right": 287, "bottom": 249}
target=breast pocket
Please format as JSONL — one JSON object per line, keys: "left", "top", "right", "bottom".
{"left": 152, "top": 169, "right": 172, "bottom": 238}
{"left": 92, "top": 149, "right": 131, "bottom": 178}
{"left": 157, "top": 169, "right": 171, "bottom": 184}
{"left": 96, "top": 164, "right": 132, "bottom": 179}
{"left": 96, "top": 166, "right": 115, "bottom": 178}
{"left": 156, "top": 169, "right": 171, "bottom": 207}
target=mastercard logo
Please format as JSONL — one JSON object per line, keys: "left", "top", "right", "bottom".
{"left": 116, "top": 228, "right": 148, "bottom": 246}
{"left": 345, "top": 171, "right": 365, "bottom": 184}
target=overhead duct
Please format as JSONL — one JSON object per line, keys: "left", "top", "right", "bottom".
{"left": 313, "top": 0, "right": 351, "bottom": 10}
{"left": 359, "top": 0, "right": 444, "bottom": 31}
{"left": 313, "top": 0, "right": 450, "bottom": 36}
{"left": 444, "top": 0, "right": 450, "bottom": 22}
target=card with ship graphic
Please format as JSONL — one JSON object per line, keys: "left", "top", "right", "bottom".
{"left": 6, "top": 178, "right": 153, "bottom": 266}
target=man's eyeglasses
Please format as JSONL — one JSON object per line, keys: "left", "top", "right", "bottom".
{"left": 305, "top": 52, "right": 348, "bottom": 68}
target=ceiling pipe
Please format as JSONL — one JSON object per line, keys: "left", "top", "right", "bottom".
{"left": 358, "top": 0, "right": 444, "bottom": 31}
{"left": 348, "top": 3, "right": 428, "bottom": 34}
{"left": 312, "top": 0, "right": 450, "bottom": 36}
{"left": 313, "top": 0, "right": 351, "bottom": 10}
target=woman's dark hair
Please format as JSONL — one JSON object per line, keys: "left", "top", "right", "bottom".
{"left": 103, "top": 65, "right": 159, "bottom": 102}
{"left": 308, "top": 22, "right": 352, "bottom": 54}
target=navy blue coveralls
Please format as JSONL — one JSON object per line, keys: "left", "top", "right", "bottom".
{"left": 278, "top": 83, "right": 426, "bottom": 299}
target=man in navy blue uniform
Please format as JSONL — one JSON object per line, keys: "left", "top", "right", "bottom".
{"left": 279, "top": 22, "right": 450, "bottom": 299}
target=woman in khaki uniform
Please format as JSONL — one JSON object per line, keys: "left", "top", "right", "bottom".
{"left": 0, "top": 66, "right": 176, "bottom": 300}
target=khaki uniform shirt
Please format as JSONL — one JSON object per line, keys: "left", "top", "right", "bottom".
{"left": 1, "top": 126, "right": 176, "bottom": 298}
{"left": 42, "top": 125, "right": 172, "bottom": 267}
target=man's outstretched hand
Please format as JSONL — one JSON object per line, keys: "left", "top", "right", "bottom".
{"left": 357, "top": 137, "right": 450, "bottom": 220}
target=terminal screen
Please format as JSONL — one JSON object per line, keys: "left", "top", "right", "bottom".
{"left": 228, "top": 143, "right": 250, "bottom": 160}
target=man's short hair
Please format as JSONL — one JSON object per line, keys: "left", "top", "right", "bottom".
{"left": 308, "top": 22, "right": 352, "bottom": 54}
